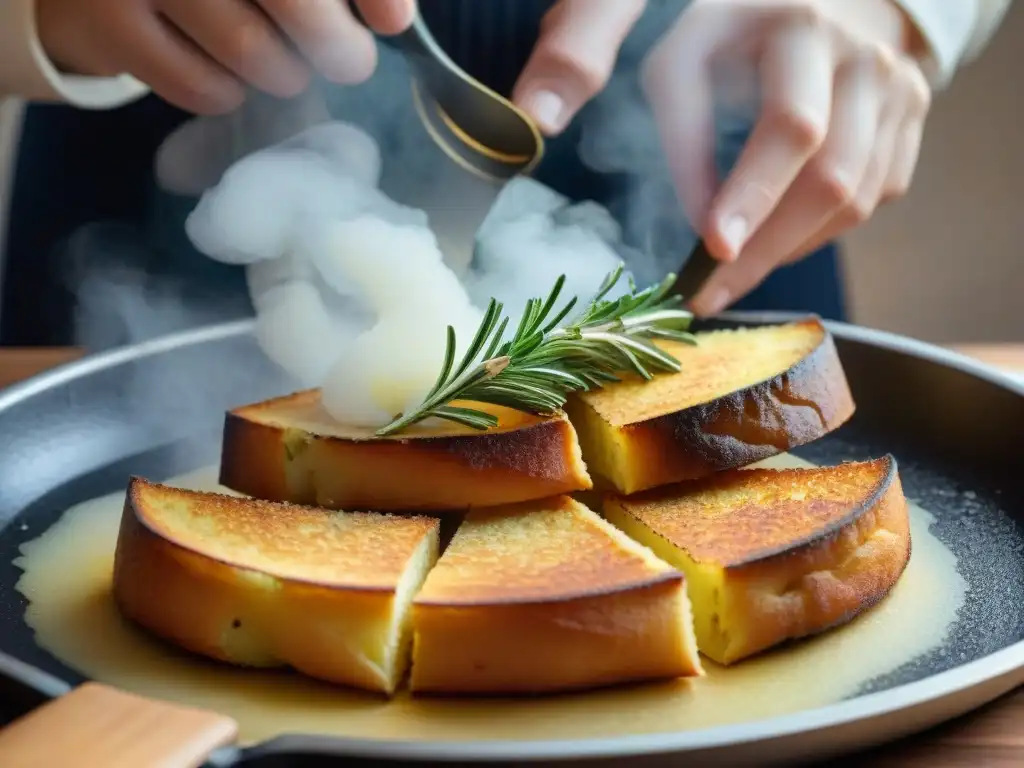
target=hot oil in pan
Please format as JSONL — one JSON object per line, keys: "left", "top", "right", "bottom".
{"left": 14, "top": 454, "right": 966, "bottom": 746}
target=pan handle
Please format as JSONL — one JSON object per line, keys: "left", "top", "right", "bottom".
{"left": 0, "top": 681, "right": 238, "bottom": 767}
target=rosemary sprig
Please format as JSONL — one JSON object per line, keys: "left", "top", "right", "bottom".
{"left": 375, "top": 265, "right": 697, "bottom": 436}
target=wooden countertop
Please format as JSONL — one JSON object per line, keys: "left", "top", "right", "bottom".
{"left": 0, "top": 348, "right": 84, "bottom": 389}
{"left": 1, "top": 343, "right": 1023, "bottom": 766}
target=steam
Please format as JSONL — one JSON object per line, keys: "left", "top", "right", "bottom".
{"left": 185, "top": 121, "right": 634, "bottom": 428}
{"left": 176, "top": 15, "right": 713, "bottom": 430}
{"left": 57, "top": 6, "right": 748, "bottom": 438}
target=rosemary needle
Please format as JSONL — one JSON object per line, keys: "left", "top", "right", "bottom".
{"left": 375, "top": 264, "right": 697, "bottom": 436}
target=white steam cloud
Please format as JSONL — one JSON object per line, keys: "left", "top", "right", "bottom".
{"left": 57, "top": 7, "right": 731, "bottom": 439}
{"left": 185, "top": 122, "right": 633, "bottom": 428}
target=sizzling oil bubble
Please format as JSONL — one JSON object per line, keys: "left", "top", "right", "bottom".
{"left": 14, "top": 455, "right": 966, "bottom": 746}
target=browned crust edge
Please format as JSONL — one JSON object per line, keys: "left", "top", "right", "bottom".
{"left": 603, "top": 455, "right": 911, "bottom": 665}
{"left": 409, "top": 576, "right": 702, "bottom": 695}
{"left": 218, "top": 412, "right": 288, "bottom": 500}
{"left": 789, "top": 530, "right": 912, "bottom": 643}
{"left": 581, "top": 318, "right": 857, "bottom": 493}
{"left": 119, "top": 477, "right": 438, "bottom": 595}
{"left": 413, "top": 569, "right": 685, "bottom": 609}
{"left": 635, "top": 317, "right": 856, "bottom": 467}
{"left": 408, "top": 673, "right": 698, "bottom": 699}
{"left": 721, "top": 454, "right": 899, "bottom": 569}
{"left": 735, "top": 471, "right": 913, "bottom": 658}
{"left": 219, "top": 399, "right": 593, "bottom": 508}
{"left": 605, "top": 455, "right": 900, "bottom": 570}
{"left": 224, "top": 389, "right": 575, "bottom": 452}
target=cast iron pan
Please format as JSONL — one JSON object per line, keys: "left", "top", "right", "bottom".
{"left": 0, "top": 314, "right": 1023, "bottom": 767}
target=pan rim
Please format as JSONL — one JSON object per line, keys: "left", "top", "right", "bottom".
{"left": 3, "top": 312, "right": 1023, "bottom": 762}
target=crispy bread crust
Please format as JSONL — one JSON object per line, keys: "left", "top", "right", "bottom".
{"left": 410, "top": 578, "right": 702, "bottom": 695}
{"left": 720, "top": 457, "right": 910, "bottom": 662}
{"left": 112, "top": 478, "right": 439, "bottom": 694}
{"left": 219, "top": 391, "right": 592, "bottom": 511}
{"left": 568, "top": 318, "right": 856, "bottom": 495}
{"left": 605, "top": 456, "right": 911, "bottom": 665}
{"left": 409, "top": 496, "right": 703, "bottom": 694}
{"left": 414, "top": 496, "right": 682, "bottom": 607}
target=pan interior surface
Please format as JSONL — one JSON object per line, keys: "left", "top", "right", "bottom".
{"left": 0, "top": 319, "right": 1023, "bottom": 758}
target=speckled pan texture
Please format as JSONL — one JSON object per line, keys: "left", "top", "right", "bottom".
{"left": 0, "top": 314, "right": 1022, "bottom": 766}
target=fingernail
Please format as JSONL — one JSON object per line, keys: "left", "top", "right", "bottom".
{"left": 720, "top": 215, "right": 748, "bottom": 260}
{"left": 691, "top": 286, "right": 731, "bottom": 318}
{"left": 320, "top": 43, "right": 376, "bottom": 85}
{"left": 522, "top": 90, "right": 566, "bottom": 133}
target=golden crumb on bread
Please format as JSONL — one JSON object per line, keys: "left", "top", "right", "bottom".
{"left": 112, "top": 478, "right": 439, "bottom": 694}
{"left": 219, "top": 390, "right": 592, "bottom": 511}
{"left": 565, "top": 318, "right": 856, "bottom": 495}
{"left": 409, "top": 495, "right": 702, "bottom": 694}
{"left": 603, "top": 456, "right": 910, "bottom": 665}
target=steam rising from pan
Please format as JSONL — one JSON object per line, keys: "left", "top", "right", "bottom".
{"left": 56, "top": 8, "right": 751, "bottom": 436}
{"left": 185, "top": 120, "right": 633, "bottom": 427}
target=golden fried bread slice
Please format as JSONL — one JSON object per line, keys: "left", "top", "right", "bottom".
{"left": 565, "top": 318, "right": 855, "bottom": 495}
{"left": 409, "top": 495, "right": 703, "bottom": 694}
{"left": 603, "top": 456, "right": 910, "bottom": 665}
{"left": 113, "top": 478, "right": 440, "bottom": 694}
{"left": 220, "top": 390, "right": 592, "bottom": 511}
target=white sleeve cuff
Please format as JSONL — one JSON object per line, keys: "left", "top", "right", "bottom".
{"left": 0, "top": 0, "right": 148, "bottom": 108}
{"left": 889, "top": 0, "right": 981, "bottom": 88}
{"left": 889, "top": 0, "right": 1012, "bottom": 89}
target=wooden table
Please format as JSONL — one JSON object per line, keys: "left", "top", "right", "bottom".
{"left": 2, "top": 344, "right": 1024, "bottom": 766}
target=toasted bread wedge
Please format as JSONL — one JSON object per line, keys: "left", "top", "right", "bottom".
{"left": 603, "top": 456, "right": 910, "bottom": 665}
{"left": 112, "top": 478, "right": 440, "bottom": 694}
{"left": 565, "top": 318, "right": 855, "bottom": 495}
{"left": 409, "top": 495, "right": 703, "bottom": 694}
{"left": 220, "top": 390, "right": 592, "bottom": 511}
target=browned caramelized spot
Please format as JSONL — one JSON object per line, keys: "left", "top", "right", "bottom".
{"left": 416, "top": 496, "right": 675, "bottom": 605}
{"left": 579, "top": 321, "right": 824, "bottom": 426}
{"left": 130, "top": 479, "right": 437, "bottom": 588}
{"left": 613, "top": 458, "right": 893, "bottom": 567}
{"left": 434, "top": 420, "right": 579, "bottom": 481}
{"left": 234, "top": 390, "right": 556, "bottom": 440}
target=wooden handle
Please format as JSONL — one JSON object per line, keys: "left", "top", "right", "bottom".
{"left": 0, "top": 348, "right": 84, "bottom": 389}
{"left": 0, "top": 682, "right": 238, "bottom": 768}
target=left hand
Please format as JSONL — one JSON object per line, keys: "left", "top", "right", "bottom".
{"left": 37, "top": 0, "right": 416, "bottom": 115}
{"left": 643, "top": 0, "right": 933, "bottom": 315}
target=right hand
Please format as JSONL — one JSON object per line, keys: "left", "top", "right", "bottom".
{"left": 35, "top": 0, "right": 416, "bottom": 114}
{"left": 641, "top": 0, "right": 931, "bottom": 315}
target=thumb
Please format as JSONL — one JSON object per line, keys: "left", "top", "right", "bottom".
{"left": 513, "top": 0, "right": 646, "bottom": 135}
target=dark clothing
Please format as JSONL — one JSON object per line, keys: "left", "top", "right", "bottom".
{"left": 1, "top": 0, "right": 846, "bottom": 346}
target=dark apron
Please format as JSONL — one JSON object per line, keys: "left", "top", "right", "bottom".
{"left": 1, "top": 0, "right": 845, "bottom": 347}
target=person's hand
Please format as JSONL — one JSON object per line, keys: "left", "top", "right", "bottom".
{"left": 642, "top": 0, "right": 933, "bottom": 315}
{"left": 512, "top": 0, "right": 647, "bottom": 135}
{"left": 35, "top": 0, "right": 416, "bottom": 115}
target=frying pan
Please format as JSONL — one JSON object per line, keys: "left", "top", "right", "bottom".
{"left": 0, "top": 313, "right": 1023, "bottom": 767}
